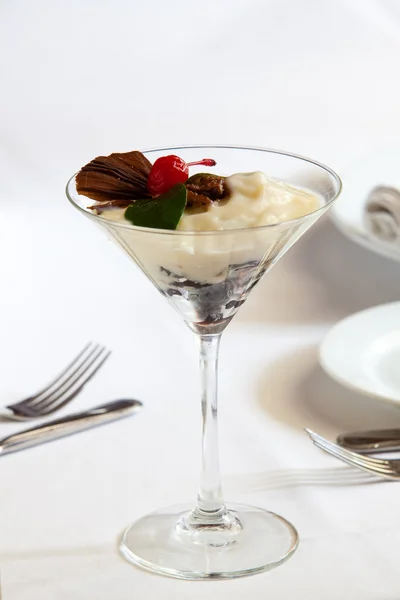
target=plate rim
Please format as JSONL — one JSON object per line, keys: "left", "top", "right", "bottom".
{"left": 319, "top": 301, "right": 400, "bottom": 406}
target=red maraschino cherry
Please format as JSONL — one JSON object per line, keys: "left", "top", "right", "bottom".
{"left": 147, "top": 155, "right": 216, "bottom": 196}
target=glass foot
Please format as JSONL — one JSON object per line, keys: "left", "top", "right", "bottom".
{"left": 120, "top": 503, "right": 298, "bottom": 580}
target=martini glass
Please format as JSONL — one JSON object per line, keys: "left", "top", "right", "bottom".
{"left": 66, "top": 146, "right": 341, "bottom": 580}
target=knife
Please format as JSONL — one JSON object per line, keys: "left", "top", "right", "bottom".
{"left": 0, "top": 399, "right": 142, "bottom": 455}
{"left": 337, "top": 429, "right": 400, "bottom": 453}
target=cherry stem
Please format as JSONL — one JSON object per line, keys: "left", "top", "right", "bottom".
{"left": 187, "top": 158, "right": 217, "bottom": 167}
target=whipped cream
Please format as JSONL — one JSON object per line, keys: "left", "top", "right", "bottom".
{"left": 178, "top": 172, "right": 320, "bottom": 231}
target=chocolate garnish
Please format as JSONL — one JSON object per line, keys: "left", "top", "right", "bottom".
{"left": 186, "top": 173, "right": 229, "bottom": 200}
{"left": 88, "top": 199, "right": 136, "bottom": 214}
{"left": 76, "top": 150, "right": 152, "bottom": 206}
{"left": 185, "top": 173, "right": 230, "bottom": 210}
{"left": 186, "top": 190, "right": 213, "bottom": 209}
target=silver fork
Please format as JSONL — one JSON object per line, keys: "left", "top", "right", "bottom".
{"left": 0, "top": 342, "right": 111, "bottom": 421}
{"left": 305, "top": 429, "right": 400, "bottom": 480}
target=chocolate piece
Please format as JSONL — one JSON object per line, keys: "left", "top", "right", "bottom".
{"left": 184, "top": 173, "right": 230, "bottom": 211}
{"left": 186, "top": 190, "right": 212, "bottom": 209}
{"left": 185, "top": 173, "right": 229, "bottom": 201}
{"left": 76, "top": 150, "right": 152, "bottom": 205}
{"left": 88, "top": 200, "right": 136, "bottom": 213}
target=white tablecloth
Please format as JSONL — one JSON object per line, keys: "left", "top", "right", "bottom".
{"left": 1, "top": 1, "right": 400, "bottom": 597}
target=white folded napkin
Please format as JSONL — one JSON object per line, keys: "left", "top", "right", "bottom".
{"left": 364, "top": 185, "right": 400, "bottom": 246}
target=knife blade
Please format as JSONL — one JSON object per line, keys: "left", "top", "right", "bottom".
{"left": 337, "top": 428, "right": 400, "bottom": 453}
{"left": 0, "top": 399, "right": 142, "bottom": 455}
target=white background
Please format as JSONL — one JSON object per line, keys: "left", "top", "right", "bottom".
{"left": 1, "top": 1, "right": 400, "bottom": 598}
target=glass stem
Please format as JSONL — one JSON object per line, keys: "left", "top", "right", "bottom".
{"left": 195, "top": 334, "right": 225, "bottom": 516}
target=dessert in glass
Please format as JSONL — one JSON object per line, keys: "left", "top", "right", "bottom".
{"left": 66, "top": 145, "right": 341, "bottom": 580}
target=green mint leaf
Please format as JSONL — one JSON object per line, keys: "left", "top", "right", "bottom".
{"left": 124, "top": 183, "right": 187, "bottom": 230}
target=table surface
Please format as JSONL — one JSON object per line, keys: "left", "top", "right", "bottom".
{"left": 2, "top": 1, "right": 400, "bottom": 598}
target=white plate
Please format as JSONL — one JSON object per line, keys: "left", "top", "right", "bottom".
{"left": 331, "top": 147, "right": 400, "bottom": 263}
{"left": 320, "top": 302, "right": 400, "bottom": 406}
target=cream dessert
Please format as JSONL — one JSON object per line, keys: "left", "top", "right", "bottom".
{"left": 75, "top": 150, "right": 321, "bottom": 332}
{"left": 101, "top": 171, "right": 320, "bottom": 231}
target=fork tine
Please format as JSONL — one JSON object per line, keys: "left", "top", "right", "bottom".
{"left": 305, "top": 430, "right": 395, "bottom": 476}
{"left": 305, "top": 429, "right": 390, "bottom": 466}
{"left": 33, "top": 347, "right": 111, "bottom": 411}
{"left": 36, "top": 350, "right": 112, "bottom": 415}
{"left": 36, "top": 350, "right": 113, "bottom": 415}
{"left": 311, "top": 439, "right": 396, "bottom": 478}
{"left": 7, "top": 342, "right": 97, "bottom": 410}
{"left": 27, "top": 344, "right": 104, "bottom": 409}
{"left": 26, "top": 342, "right": 101, "bottom": 408}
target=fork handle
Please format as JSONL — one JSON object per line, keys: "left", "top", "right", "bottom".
{"left": 0, "top": 400, "right": 142, "bottom": 455}
{"left": 337, "top": 429, "right": 400, "bottom": 453}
